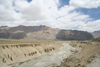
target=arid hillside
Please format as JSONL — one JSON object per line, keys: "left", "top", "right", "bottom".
{"left": 92, "top": 30, "right": 100, "bottom": 38}
{"left": 58, "top": 41, "right": 100, "bottom": 67}
{"left": 92, "top": 37, "right": 100, "bottom": 42}
{"left": 0, "top": 25, "right": 94, "bottom": 40}
{"left": 56, "top": 30, "right": 94, "bottom": 40}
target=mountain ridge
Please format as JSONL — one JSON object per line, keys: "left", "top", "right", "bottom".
{"left": 0, "top": 25, "right": 94, "bottom": 40}
{"left": 92, "top": 30, "right": 100, "bottom": 38}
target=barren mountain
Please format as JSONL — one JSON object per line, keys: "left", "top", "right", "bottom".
{"left": 56, "top": 30, "right": 94, "bottom": 40}
{"left": 92, "top": 30, "right": 100, "bottom": 38}
{"left": 0, "top": 25, "right": 94, "bottom": 40}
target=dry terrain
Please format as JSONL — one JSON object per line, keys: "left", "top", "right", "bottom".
{"left": 0, "top": 39, "right": 63, "bottom": 67}
{"left": 58, "top": 41, "right": 100, "bottom": 67}
{"left": 0, "top": 39, "right": 100, "bottom": 67}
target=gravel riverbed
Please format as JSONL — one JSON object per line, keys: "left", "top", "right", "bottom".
{"left": 16, "top": 43, "right": 75, "bottom": 67}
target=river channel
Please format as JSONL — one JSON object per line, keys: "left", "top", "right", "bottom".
{"left": 16, "top": 43, "right": 75, "bottom": 67}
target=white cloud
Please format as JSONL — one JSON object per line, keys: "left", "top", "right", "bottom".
{"left": 0, "top": 0, "right": 21, "bottom": 21}
{"left": 79, "top": 20, "right": 100, "bottom": 32}
{"left": 70, "top": 0, "right": 100, "bottom": 8}
{"left": 0, "top": 0, "right": 100, "bottom": 32}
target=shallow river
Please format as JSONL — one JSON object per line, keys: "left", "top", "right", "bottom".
{"left": 16, "top": 43, "right": 75, "bottom": 67}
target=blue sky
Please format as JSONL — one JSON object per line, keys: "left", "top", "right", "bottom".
{"left": 75, "top": 7, "right": 100, "bottom": 21}
{"left": 0, "top": 0, "right": 100, "bottom": 32}
{"left": 27, "top": 0, "right": 32, "bottom": 3}
{"left": 59, "top": 0, "right": 70, "bottom": 7}
{"left": 59, "top": 0, "right": 100, "bottom": 20}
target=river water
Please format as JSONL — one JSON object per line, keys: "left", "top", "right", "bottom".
{"left": 16, "top": 43, "right": 75, "bottom": 67}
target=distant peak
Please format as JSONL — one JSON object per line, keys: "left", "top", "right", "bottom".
{"left": 18, "top": 25, "right": 25, "bottom": 27}
{"left": 40, "top": 25, "right": 47, "bottom": 27}
{"left": 0, "top": 26, "right": 8, "bottom": 27}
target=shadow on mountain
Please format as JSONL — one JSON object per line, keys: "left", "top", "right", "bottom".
{"left": 56, "top": 30, "right": 94, "bottom": 40}
{"left": 0, "top": 31, "right": 26, "bottom": 39}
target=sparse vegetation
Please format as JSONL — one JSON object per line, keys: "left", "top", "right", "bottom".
{"left": 0, "top": 39, "right": 60, "bottom": 45}
{"left": 92, "top": 37, "right": 100, "bottom": 42}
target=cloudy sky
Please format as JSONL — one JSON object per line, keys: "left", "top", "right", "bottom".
{"left": 0, "top": 0, "right": 100, "bottom": 32}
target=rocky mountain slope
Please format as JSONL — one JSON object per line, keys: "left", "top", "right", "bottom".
{"left": 56, "top": 30, "right": 94, "bottom": 40}
{"left": 0, "top": 25, "right": 94, "bottom": 40}
{"left": 92, "top": 30, "right": 100, "bottom": 38}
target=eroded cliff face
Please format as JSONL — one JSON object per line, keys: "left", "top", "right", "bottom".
{"left": 0, "top": 43, "right": 62, "bottom": 66}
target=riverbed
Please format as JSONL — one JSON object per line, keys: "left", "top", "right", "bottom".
{"left": 16, "top": 43, "right": 75, "bottom": 67}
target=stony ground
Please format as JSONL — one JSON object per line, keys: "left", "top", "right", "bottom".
{"left": 86, "top": 52, "right": 100, "bottom": 67}
{"left": 58, "top": 41, "right": 100, "bottom": 67}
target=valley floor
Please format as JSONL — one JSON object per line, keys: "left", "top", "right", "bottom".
{"left": 0, "top": 39, "right": 100, "bottom": 67}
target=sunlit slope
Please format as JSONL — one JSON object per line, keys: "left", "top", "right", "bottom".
{"left": 0, "top": 42, "right": 62, "bottom": 66}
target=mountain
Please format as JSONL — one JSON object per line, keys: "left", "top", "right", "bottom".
{"left": 92, "top": 30, "right": 100, "bottom": 38}
{"left": 56, "top": 30, "right": 94, "bottom": 40}
{"left": 0, "top": 25, "right": 50, "bottom": 33}
{"left": 0, "top": 25, "right": 94, "bottom": 40}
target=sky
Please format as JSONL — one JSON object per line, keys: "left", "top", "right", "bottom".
{"left": 0, "top": 0, "right": 100, "bottom": 32}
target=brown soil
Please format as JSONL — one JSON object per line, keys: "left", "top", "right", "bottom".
{"left": 58, "top": 41, "right": 100, "bottom": 67}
